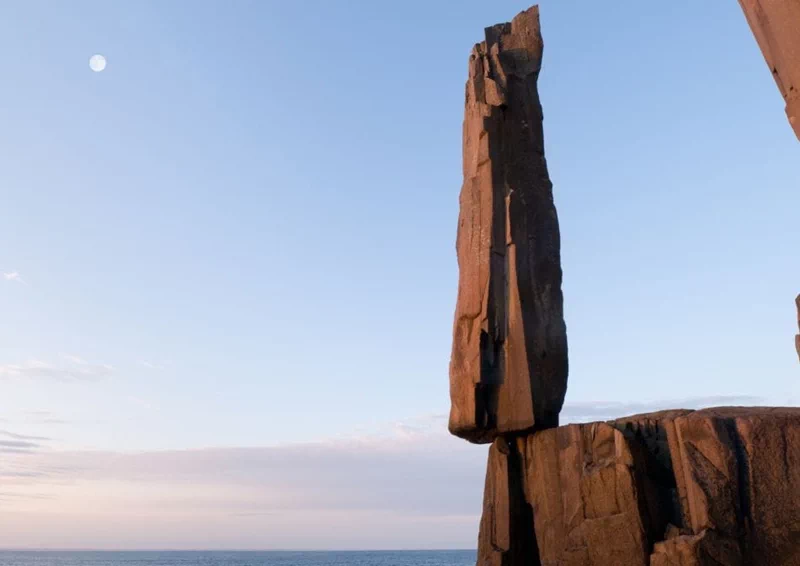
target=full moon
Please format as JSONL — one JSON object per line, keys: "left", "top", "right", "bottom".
{"left": 89, "top": 54, "right": 107, "bottom": 72}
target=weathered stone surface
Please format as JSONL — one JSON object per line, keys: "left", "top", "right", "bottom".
{"left": 475, "top": 407, "right": 800, "bottom": 566}
{"left": 523, "top": 423, "right": 652, "bottom": 566}
{"left": 449, "top": 5, "right": 568, "bottom": 444}
{"left": 478, "top": 418, "right": 671, "bottom": 566}
{"left": 738, "top": 0, "right": 800, "bottom": 140}
{"left": 477, "top": 439, "right": 539, "bottom": 566}
{"left": 671, "top": 408, "right": 800, "bottom": 565}
{"left": 650, "top": 530, "right": 742, "bottom": 566}
{"left": 611, "top": 410, "right": 696, "bottom": 540}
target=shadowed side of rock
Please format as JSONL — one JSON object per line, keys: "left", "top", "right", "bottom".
{"left": 477, "top": 438, "right": 540, "bottom": 566}
{"left": 475, "top": 407, "right": 800, "bottom": 566}
{"left": 738, "top": 0, "right": 800, "bottom": 140}
{"left": 449, "top": 5, "right": 568, "bottom": 445}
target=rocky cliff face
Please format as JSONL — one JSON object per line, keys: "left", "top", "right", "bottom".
{"left": 477, "top": 408, "right": 800, "bottom": 566}
{"left": 449, "top": 5, "right": 568, "bottom": 445}
{"left": 738, "top": 0, "right": 800, "bottom": 140}
{"left": 449, "top": 6, "right": 800, "bottom": 566}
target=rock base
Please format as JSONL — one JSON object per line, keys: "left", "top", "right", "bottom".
{"left": 476, "top": 407, "right": 800, "bottom": 566}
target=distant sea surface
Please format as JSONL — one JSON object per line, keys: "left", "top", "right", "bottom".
{"left": 0, "top": 551, "right": 477, "bottom": 566}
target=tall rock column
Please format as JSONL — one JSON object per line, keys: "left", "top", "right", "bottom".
{"left": 738, "top": 0, "right": 800, "bottom": 140}
{"left": 449, "top": 5, "right": 568, "bottom": 444}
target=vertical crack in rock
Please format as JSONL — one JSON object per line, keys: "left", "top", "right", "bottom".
{"left": 475, "top": 408, "right": 800, "bottom": 565}
{"left": 738, "top": 0, "right": 800, "bottom": 140}
{"left": 669, "top": 408, "right": 800, "bottom": 565}
{"left": 721, "top": 419, "right": 753, "bottom": 560}
{"left": 449, "top": 4, "right": 567, "bottom": 445}
{"left": 611, "top": 410, "right": 694, "bottom": 544}
{"left": 477, "top": 438, "right": 541, "bottom": 566}
{"left": 507, "top": 437, "right": 541, "bottom": 566}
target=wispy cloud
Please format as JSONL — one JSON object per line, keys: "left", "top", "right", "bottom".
{"left": 139, "top": 361, "right": 167, "bottom": 371}
{"left": 0, "top": 440, "right": 41, "bottom": 453}
{"left": 0, "top": 356, "right": 114, "bottom": 382}
{"left": 15, "top": 410, "right": 73, "bottom": 425}
{"left": 0, "top": 430, "right": 50, "bottom": 442}
{"left": 0, "top": 429, "right": 50, "bottom": 455}
{"left": 0, "top": 415, "right": 485, "bottom": 549}
{"left": 0, "top": 492, "right": 55, "bottom": 501}
{"left": 3, "top": 271, "right": 25, "bottom": 284}
{"left": 0, "top": 397, "right": 784, "bottom": 550}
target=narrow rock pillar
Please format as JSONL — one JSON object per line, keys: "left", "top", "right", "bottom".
{"left": 449, "top": 5, "right": 568, "bottom": 444}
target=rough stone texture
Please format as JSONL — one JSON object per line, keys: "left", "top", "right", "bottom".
{"left": 738, "top": 0, "right": 800, "bottom": 140}
{"left": 523, "top": 423, "right": 652, "bottom": 566}
{"left": 650, "top": 530, "right": 742, "bottom": 566}
{"left": 671, "top": 408, "right": 800, "bottom": 565}
{"left": 449, "top": 5, "right": 568, "bottom": 444}
{"left": 795, "top": 294, "right": 799, "bottom": 361}
{"left": 475, "top": 407, "right": 800, "bottom": 566}
{"left": 477, "top": 438, "right": 539, "bottom": 566}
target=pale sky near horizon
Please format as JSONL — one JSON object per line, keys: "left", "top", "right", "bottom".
{"left": 0, "top": 0, "right": 798, "bottom": 551}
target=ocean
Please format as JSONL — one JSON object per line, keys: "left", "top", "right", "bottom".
{"left": 0, "top": 551, "right": 477, "bottom": 566}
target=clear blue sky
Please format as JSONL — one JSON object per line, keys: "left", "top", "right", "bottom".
{"left": 0, "top": 0, "right": 797, "bottom": 550}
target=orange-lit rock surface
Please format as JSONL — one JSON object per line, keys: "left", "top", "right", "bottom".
{"left": 476, "top": 408, "right": 800, "bottom": 566}
{"left": 738, "top": 0, "right": 800, "bottom": 140}
{"left": 449, "top": 5, "right": 567, "bottom": 444}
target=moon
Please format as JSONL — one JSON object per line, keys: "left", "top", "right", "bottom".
{"left": 89, "top": 54, "right": 107, "bottom": 73}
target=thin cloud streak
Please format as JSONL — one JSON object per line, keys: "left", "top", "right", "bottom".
{"left": 0, "top": 357, "right": 114, "bottom": 381}
{"left": 0, "top": 430, "right": 50, "bottom": 442}
{"left": 561, "top": 394, "right": 767, "bottom": 423}
{"left": 2, "top": 271, "right": 24, "bottom": 284}
{"left": 0, "top": 416, "right": 486, "bottom": 549}
{"left": 19, "top": 410, "right": 73, "bottom": 425}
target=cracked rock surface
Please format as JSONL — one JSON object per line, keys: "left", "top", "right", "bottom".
{"left": 476, "top": 407, "right": 800, "bottom": 566}
{"left": 449, "top": 5, "right": 567, "bottom": 445}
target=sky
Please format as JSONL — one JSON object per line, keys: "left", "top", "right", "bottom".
{"left": 0, "top": 0, "right": 798, "bottom": 551}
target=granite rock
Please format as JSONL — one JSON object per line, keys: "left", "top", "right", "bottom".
{"left": 449, "top": 5, "right": 568, "bottom": 444}
{"left": 475, "top": 407, "right": 800, "bottom": 566}
{"left": 738, "top": 0, "right": 800, "bottom": 140}
{"left": 650, "top": 530, "right": 742, "bottom": 566}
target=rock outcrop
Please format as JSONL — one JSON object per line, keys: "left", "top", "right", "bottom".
{"left": 451, "top": 6, "right": 800, "bottom": 566}
{"left": 476, "top": 407, "right": 800, "bottom": 566}
{"left": 738, "top": 0, "right": 800, "bottom": 140}
{"left": 449, "top": 5, "right": 568, "bottom": 444}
